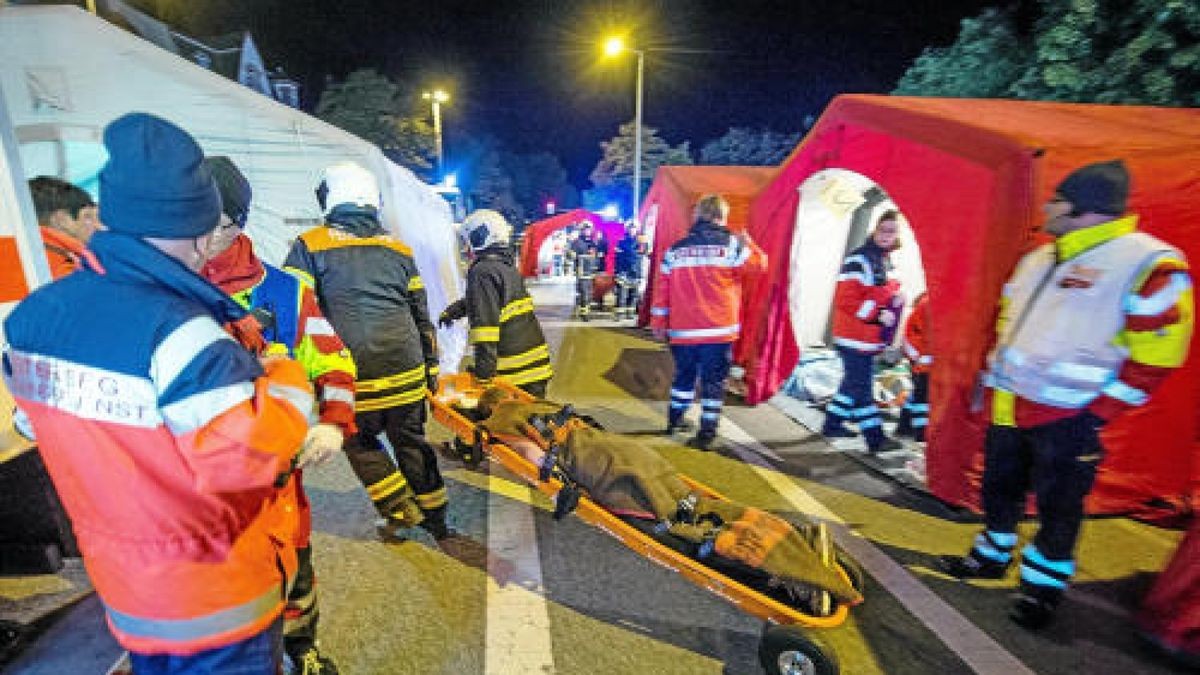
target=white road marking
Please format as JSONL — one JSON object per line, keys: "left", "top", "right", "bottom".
{"left": 484, "top": 466, "right": 556, "bottom": 675}
{"left": 716, "top": 413, "right": 1036, "bottom": 675}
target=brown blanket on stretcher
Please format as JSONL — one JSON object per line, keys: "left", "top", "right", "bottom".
{"left": 478, "top": 396, "right": 862, "bottom": 605}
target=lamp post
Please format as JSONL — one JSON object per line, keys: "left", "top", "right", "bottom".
{"left": 422, "top": 89, "right": 449, "bottom": 180}
{"left": 602, "top": 36, "right": 644, "bottom": 226}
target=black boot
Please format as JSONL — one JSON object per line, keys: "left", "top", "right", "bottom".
{"left": 1009, "top": 584, "right": 1061, "bottom": 630}
{"left": 937, "top": 549, "right": 1011, "bottom": 580}
{"left": 419, "top": 505, "right": 455, "bottom": 541}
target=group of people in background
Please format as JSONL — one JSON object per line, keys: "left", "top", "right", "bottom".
{"left": 5, "top": 108, "right": 1197, "bottom": 673}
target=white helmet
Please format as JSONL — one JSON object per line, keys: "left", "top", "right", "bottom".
{"left": 315, "top": 161, "right": 380, "bottom": 215}
{"left": 462, "top": 209, "right": 512, "bottom": 251}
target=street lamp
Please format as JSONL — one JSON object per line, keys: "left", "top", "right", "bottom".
{"left": 422, "top": 89, "right": 450, "bottom": 180}
{"left": 601, "top": 35, "right": 644, "bottom": 226}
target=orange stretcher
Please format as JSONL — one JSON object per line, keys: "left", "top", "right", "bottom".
{"left": 430, "top": 373, "right": 862, "bottom": 675}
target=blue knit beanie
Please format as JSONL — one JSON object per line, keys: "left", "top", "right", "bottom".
{"left": 1056, "top": 159, "right": 1129, "bottom": 216}
{"left": 99, "top": 113, "right": 220, "bottom": 239}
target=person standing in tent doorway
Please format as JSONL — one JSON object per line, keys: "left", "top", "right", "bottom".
{"left": 650, "top": 194, "right": 766, "bottom": 451}
{"left": 4, "top": 113, "right": 312, "bottom": 674}
{"left": 939, "top": 160, "right": 1194, "bottom": 630}
{"left": 201, "top": 157, "right": 355, "bottom": 675}
{"left": 821, "top": 210, "right": 906, "bottom": 454}
{"left": 896, "top": 292, "right": 931, "bottom": 442}
{"left": 569, "top": 221, "right": 599, "bottom": 320}
{"left": 439, "top": 209, "right": 554, "bottom": 397}
{"left": 285, "top": 162, "right": 453, "bottom": 541}
{"left": 27, "top": 176, "right": 104, "bottom": 279}
{"left": 614, "top": 222, "right": 648, "bottom": 321}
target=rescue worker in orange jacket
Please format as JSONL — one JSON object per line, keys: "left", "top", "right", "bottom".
{"left": 27, "top": 175, "right": 104, "bottom": 279}
{"left": 201, "top": 157, "right": 355, "bottom": 675}
{"left": 285, "top": 162, "right": 449, "bottom": 540}
{"left": 939, "top": 160, "right": 1194, "bottom": 630}
{"left": 2, "top": 114, "right": 312, "bottom": 672}
{"left": 650, "top": 194, "right": 767, "bottom": 450}
{"left": 896, "top": 292, "right": 931, "bottom": 442}
{"left": 822, "top": 211, "right": 905, "bottom": 453}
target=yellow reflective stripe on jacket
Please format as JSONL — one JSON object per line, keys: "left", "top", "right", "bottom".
{"left": 991, "top": 388, "right": 1016, "bottom": 427}
{"left": 470, "top": 326, "right": 500, "bottom": 344}
{"left": 299, "top": 227, "right": 414, "bottom": 257}
{"left": 357, "top": 365, "right": 426, "bottom": 393}
{"left": 497, "top": 343, "right": 550, "bottom": 371}
{"left": 408, "top": 276, "right": 425, "bottom": 292}
{"left": 356, "top": 387, "right": 428, "bottom": 411}
{"left": 366, "top": 472, "right": 409, "bottom": 501}
{"left": 499, "top": 297, "right": 534, "bottom": 323}
{"left": 1121, "top": 320, "right": 1193, "bottom": 368}
{"left": 501, "top": 363, "right": 554, "bottom": 386}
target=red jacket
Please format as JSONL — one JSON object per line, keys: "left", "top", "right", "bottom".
{"left": 831, "top": 242, "right": 901, "bottom": 353}
{"left": 3, "top": 232, "right": 312, "bottom": 656}
{"left": 650, "top": 220, "right": 767, "bottom": 345}
{"left": 903, "top": 293, "right": 932, "bottom": 374}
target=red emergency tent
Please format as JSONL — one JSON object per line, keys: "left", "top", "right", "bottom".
{"left": 637, "top": 165, "right": 775, "bottom": 328}
{"left": 743, "top": 94, "right": 1200, "bottom": 518}
{"left": 518, "top": 208, "right": 624, "bottom": 278}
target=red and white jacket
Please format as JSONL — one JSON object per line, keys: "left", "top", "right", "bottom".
{"left": 650, "top": 220, "right": 767, "bottom": 345}
{"left": 832, "top": 241, "right": 901, "bottom": 353}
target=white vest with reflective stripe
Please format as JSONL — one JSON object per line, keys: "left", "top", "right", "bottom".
{"left": 987, "top": 232, "right": 1177, "bottom": 409}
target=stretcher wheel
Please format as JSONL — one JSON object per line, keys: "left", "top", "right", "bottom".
{"left": 759, "top": 624, "right": 838, "bottom": 675}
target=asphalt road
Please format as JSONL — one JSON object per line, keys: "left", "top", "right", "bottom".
{"left": 4, "top": 278, "right": 1188, "bottom": 675}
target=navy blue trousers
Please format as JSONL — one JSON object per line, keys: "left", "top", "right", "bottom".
{"left": 668, "top": 343, "right": 732, "bottom": 436}
{"left": 971, "top": 415, "right": 1103, "bottom": 596}
{"left": 823, "top": 347, "right": 884, "bottom": 447}
{"left": 129, "top": 618, "right": 283, "bottom": 675}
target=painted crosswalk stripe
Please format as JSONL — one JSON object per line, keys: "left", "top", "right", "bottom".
{"left": 484, "top": 464, "right": 556, "bottom": 674}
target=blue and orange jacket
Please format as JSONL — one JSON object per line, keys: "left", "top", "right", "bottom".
{"left": 831, "top": 241, "right": 901, "bottom": 353}
{"left": 650, "top": 219, "right": 767, "bottom": 345}
{"left": 2, "top": 231, "right": 313, "bottom": 656}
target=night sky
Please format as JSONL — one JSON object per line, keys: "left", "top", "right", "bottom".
{"left": 168, "top": 0, "right": 998, "bottom": 185}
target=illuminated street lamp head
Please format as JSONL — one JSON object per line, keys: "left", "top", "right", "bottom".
{"left": 423, "top": 89, "right": 450, "bottom": 103}
{"left": 602, "top": 35, "right": 626, "bottom": 58}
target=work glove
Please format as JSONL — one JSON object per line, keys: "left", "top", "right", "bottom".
{"left": 296, "top": 423, "right": 344, "bottom": 469}
{"left": 438, "top": 309, "right": 456, "bottom": 328}
{"left": 389, "top": 483, "right": 426, "bottom": 528}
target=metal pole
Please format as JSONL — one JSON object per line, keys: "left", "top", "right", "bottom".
{"left": 632, "top": 49, "right": 643, "bottom": 226}
{"left": 432, "top": 99, "right": 443, "bottom": 181}
{"left": 0, "top": 83, "right": 52, "bottom": 304}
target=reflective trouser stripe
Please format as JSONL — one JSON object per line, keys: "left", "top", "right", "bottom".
{"left": 501, "top": 364, "right": 554, "bottom": 386}
{"left": 972, "top": 531, "right": 1016, "bottom": 563}
{"left": 367, "top": 472, "right": 409, "bottom": 501}
{"left": 356, "top": 387, "right": 428, "bottom": 411}
{"left": 356, "top": 365, "right": 426, "bottom": 393}
{"left": 1019, "top": 544, "right": 1073, "bottom": 590}
{"left": 416, "top": 486, "right": 448, "bottom": 510}
{"left": 107, "top": 585, "right": 282, "bottom": 644}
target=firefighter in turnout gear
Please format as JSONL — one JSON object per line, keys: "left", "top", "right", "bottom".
{"left": 201, "top": 157, "right": 353, "bottom": 675}
{"left": 568, "top": 222, "right": 599, "bottom": 320}
{"left": 939, "top": 160, "right": 1194, "bottom": 630}
{"left": 285, "top": 162, "right": 451, "bottom": 540}
{"left": 614, "top": 223, "right": 648, "bottom": 321}
{"left": 440, "top": 209, "right": 553, "bottom": 397}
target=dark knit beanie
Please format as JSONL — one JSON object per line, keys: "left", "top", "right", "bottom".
{"left": 204, "top": 156, "right": 252, "bottom": 227}
{"left": 99, "top": 112, "right": 220, "bottom": 239}
{"left": 1055, "top": 160, "right": 1129, "bottom": 216}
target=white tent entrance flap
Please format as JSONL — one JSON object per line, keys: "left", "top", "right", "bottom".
{"left": 786, "top": 168, "right": 927, "bottom": 349}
